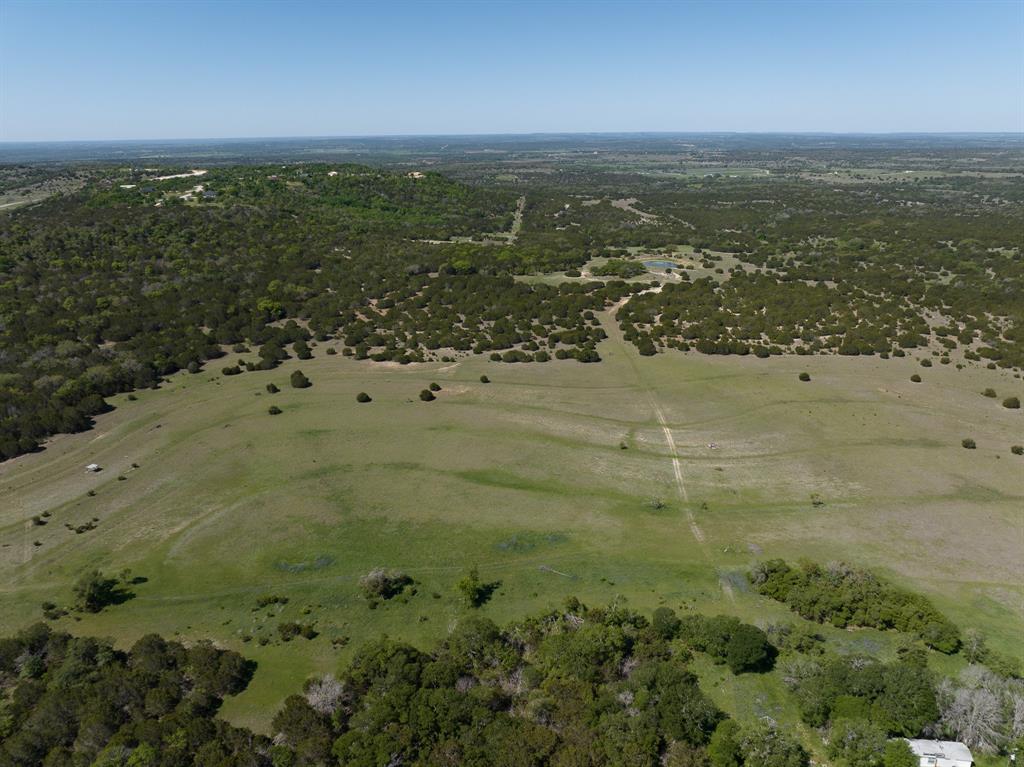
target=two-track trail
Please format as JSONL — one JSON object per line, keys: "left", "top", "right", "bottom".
{"left": 601, "top": 294, "right": 733, "bottom": 601}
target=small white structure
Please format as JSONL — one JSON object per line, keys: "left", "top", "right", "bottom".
{"left": 85, "top": 463, "right": 101, "bottom": 473}
{"left": 904, "top": 739, "right": 973, "bottom": 767}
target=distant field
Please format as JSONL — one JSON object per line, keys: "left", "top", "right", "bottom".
{"left": 1, "top": 307, "right": 1021, "bottom": 732}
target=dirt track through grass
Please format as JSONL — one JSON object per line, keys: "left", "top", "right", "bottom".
{"left": 600, "top": 303, "right": 721, "bottom": 588}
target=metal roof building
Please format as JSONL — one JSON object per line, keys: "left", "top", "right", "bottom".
{"left": 904, "top": 739, "right": 973, "bottom": 767}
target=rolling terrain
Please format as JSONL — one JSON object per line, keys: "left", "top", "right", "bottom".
{"left": 2, "top": 303, "right": 1020, "bottom": 732}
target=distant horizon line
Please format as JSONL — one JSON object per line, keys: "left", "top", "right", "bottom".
{"left": 2, "top": 130, "right": 1023, "bottom": 146}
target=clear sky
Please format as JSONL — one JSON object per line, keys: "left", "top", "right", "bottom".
{"left": 1, "top": 0, "right": 1021, "bottom": 141}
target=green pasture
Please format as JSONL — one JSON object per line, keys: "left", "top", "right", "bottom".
{"left": 1, "top": 309, "right": 1021, "bottom": 733}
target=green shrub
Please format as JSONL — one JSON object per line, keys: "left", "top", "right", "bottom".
{"left": 268, "top": 405, "right": 282, "bottom": 415}
{"left": 289, "top": 370, "right": 311, "bottom": 388}
{"left": 266, "top": 383, "right": 279, "bottom": 393}
{"left": 982, "top": 388, "right": 997, "bottom": 398}
{"left": 428, "top": 382, "right": 441, "bottom": 392}
{"left": 798, "top": 372, "right": 810, "bottom": 382}
{"left": 358, "top": 568, "right": 413, "bottom": 600}
{"left": 910, "top": 374, "right": 921, "bottom": 383}
{"left": 961, "top": 438, "right": 976, "bottom": 449}
{"left": 419, "top": 389, "right": 436, "bottom": 401}
{"left": 1012, "top": 445, "right": 1023, "bottom": 455}
{"left": 356, "top": 392, "right": 371, "bottom": 403}
{"left": 479, "top": 375, "right": 490, "bottom": 383}
{"left": 1003, "top": 396, "right": 1020, "bottom": 409}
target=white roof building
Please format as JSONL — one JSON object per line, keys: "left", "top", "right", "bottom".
{"left": 86, "top": 463, "right": 101, "bottom": 472}
{"left": 904, "top": 739, "right": 973, "bottom": 767}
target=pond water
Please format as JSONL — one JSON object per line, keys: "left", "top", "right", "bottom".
{"left": 644, "top": 260, "right": 679, "bottom": 269}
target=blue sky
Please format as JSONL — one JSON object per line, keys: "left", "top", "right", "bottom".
{"left": 1, "top": 0, "right": 1021, "bottom": 141}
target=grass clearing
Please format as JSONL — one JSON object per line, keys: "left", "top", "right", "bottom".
{"left": 1, "top": 308, "right": 1021, "bottom": 731}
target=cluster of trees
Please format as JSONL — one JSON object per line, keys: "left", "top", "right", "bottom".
{"left": 750, "top": 560, "right": 961, "bottom": 653}
{"left": 618, "top": 272, "right": 947, "bottom": 360}
{"left": 0, "top": 624, "right": 258, "bottom": 766}
{"left": 336, "top": 275, "right": 637, "bottom": 365}
{"left": 783, "top": 652, "right": 940, "bottom": 735}
{"left": 672, "top": 613, "right": 775, "bottom": 674}
{"left": 268, "top": 599, "right": 790, "bottom": 767}
{"left": 591, "top": 259, "right": 647, "bottom": 278}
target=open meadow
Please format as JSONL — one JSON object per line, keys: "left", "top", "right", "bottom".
{"left": 2, "top": 307, "right": 1021, "bottom": 734}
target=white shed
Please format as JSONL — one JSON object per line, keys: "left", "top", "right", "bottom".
{"left": 85, "top": 463, "right": 101, "bottom": 473}
{"left": 904, "top": 739, "right": 973, "bottom": 767}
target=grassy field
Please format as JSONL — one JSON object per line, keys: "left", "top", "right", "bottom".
{"left": 1, "top": 307, "right": 1021, "bottom": 736}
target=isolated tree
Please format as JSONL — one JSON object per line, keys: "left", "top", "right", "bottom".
{"left": 725, "top": 624, "right": 773, "bottom": 674}
{"left": 358, "top": 568, "right": 412, "bottom": 600}
{"left": 962, "top": 438, "right": 976, "bottom": 449}
{"left": 457, "top": 566, "right": 493, "bottom": 608}
{"left": 266, "top": 383, "right": 280, "bottom": 394}
{"left": 910, "top": 374, "right": 921, "bottom": 383}
{"left": 356, "top": 392, "right": 371, "bottom": 403}
{"left": 419, "top": 389, "right": 435, "bottom": 401}
{"left": 480, "top": 375, "right": 490, "bottom": 383}
{"left": 1003, "top": 396, "right": 1020, "bottom": 409}
{"left": 429, "top": 382, "right": 441, "bottom": 392}
{"left": 73, "top": 571, "right": 122, "bottom": 613}
{"left": 290, "top": 370, "right": 311, "bottom": 389}
{"left": 268, "top": 405, "right": 282, "bottom": 415}
{"left": 798, "top": 372, "right": 810, "bottom": 382}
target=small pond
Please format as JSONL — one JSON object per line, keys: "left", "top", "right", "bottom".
{"left": 644, "top": 260, "right": 680, "bottom": 270}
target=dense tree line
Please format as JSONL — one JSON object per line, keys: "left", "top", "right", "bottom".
{"left": 0, "top": 602, "right": 807, "bottom": 767}
{"left": 750, "top": 560, "right": 961, "bottom": 653}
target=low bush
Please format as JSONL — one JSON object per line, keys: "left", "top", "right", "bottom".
{"left": 359, "top": 568, "right": 413, "bottom": 601}
{"left": 356, "top": 392, "right": 371, "bottom": 402}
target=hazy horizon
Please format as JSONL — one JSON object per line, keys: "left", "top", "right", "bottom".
{"left": 2, "top": 0, "right": 1022, "bottom": 142}
{"left": 3, "top": 130, "right": 1023, "bottom": 147}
